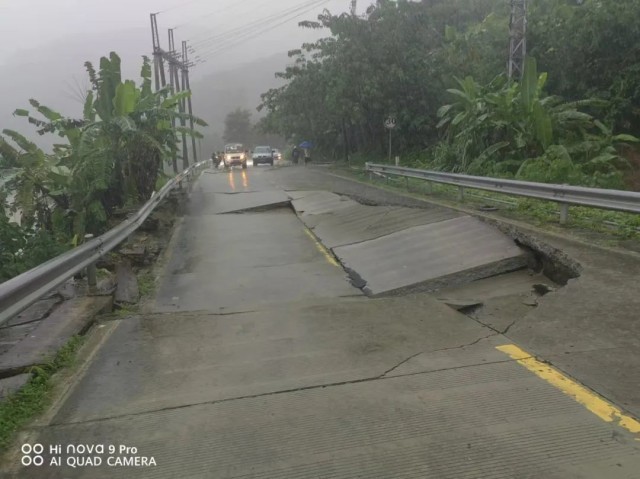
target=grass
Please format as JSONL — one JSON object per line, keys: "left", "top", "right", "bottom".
{"left": 155, "top": 173, "right": 171, "bottom": 191}
{"left": 0, "top": 336, "right": 84, "bottom": 450}
{"left": 137, "top": 271, "right": 156, "bottom": 298}
{"left": 332, "top": 164, "right": 640, "bottom": 244}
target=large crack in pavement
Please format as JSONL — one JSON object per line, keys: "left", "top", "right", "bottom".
{"left": 460, "top": 305, "right": 522, "bottom": 336}
{"left": 379, "top": 333, "right": 500, "bottom": 378}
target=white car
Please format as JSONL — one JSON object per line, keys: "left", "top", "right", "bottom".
{"left": 223, "top": 143, "right": 248, "bottom": 169}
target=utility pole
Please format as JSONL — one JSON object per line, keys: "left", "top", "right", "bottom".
{"left": 150, "top": 13, "right": 200, "bottom": 172}
{"left": 168, "top": 29, "right": 189, "bottom": 170}
{"left": 182, "top": 40, "right": 198, "bottom": 163}
{"left": 167, "top": 29, "right": 179, "bottom": 172}
{"left": 508, "top": 0, "right": 527, "bottom": 80}
{"left": 150, "top": 14, "right": 166, "bottom": 91}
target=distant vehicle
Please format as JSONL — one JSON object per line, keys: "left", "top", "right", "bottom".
{"left": 272, "top": 149, "right": 283, "bottom": 161}
{"left": 252, "top": 146, "right": 274, "bottom": 166}
{"left": 224, "top": 143, "right": 248, "bottom": 169}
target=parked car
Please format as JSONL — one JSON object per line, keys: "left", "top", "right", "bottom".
{"left": 224, "top": 143, "right": 248, "bottom": 169}
{"left": 252, "top": 146, "right": 274, "bottom": 166}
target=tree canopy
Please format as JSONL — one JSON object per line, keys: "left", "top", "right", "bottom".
{"left": 258, "top": 0, "right": 640, "bottom": 187}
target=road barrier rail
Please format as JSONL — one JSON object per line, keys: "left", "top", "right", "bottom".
{"left": 365, "top": 162, "right": 640, "bottom": 224}
{"left": 0, "top": 160, "right": 209, "bottom": 326}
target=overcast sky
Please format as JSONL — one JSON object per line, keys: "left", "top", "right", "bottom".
{"left": 0, "top": 0, "right": 362, "bottom": 148}
{"left": 0, "top": 0, "right": 353, "bottom": 68}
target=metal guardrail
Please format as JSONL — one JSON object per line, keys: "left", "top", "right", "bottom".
{"left": 0, "top": 160, "right": 209, "bottom": 326}
{"left": 366, "top": 163, "right": 640, "bottom": 224}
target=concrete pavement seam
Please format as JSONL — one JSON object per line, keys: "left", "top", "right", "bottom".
{"left": 38, "top": 358, "right": 525, "bottom": 429}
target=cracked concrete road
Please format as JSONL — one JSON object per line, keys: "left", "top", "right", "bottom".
{"left": 5, "top": 166, "right": 640, "bottom": 478}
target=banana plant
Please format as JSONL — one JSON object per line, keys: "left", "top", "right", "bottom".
{"left": 6, "top": 52, "right": 207, "bottom": 240}
{"left": 434, "top": 56, "right": 636, "bottom": 182}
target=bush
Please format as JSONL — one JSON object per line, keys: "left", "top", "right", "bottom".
{"left": 0, "top": 215, "right": 67, "bottom": 283}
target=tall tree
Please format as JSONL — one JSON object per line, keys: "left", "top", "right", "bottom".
{"left": 223, "top": 108, "right": 253, "bottom": 145}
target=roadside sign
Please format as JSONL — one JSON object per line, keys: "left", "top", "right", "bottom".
{"left": 384, "top": 117, "right": 397, "bottom": 130}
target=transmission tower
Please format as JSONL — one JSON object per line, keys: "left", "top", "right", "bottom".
{"left": 508, "top": 0, "right": 527, "bottom": 80}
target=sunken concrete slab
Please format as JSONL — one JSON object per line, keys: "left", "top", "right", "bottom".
{"left": 290, "top": 191, "right": 358, "bottom": 220}
{"left": 0, "top": 373, "right": 30, "bottom": 400}
{"left": 210, "top": 191, "right": 291, "bottom": 214}
{"left": 0, "top": 296, "right": 112, "bottom": 376}
{"left": 308, "top": 204, "right": 461, "bottom": 248}
{"left": 0, "top": 298, "right": 61, "bottom": 355}
{"left": 435, "top": 270, "right": 552, "bottom": 302}
{"left": 333, "top": 216, "right": 529, "bottom": 296}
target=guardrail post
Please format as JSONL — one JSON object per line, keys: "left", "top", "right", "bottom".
{"left": 559, "top": 203, "right": 569, "bottom": 225}
{"left": 425, "top": 181, "right": 433, "bottom": 195}
{"left": 84, "top": 234, "right": 97, "bottom": 291}
{"left": 458, "top": 186, "right": 465, "bottom": 202}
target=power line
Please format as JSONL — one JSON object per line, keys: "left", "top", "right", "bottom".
{"left": 189, "top": 0, "right": 325, "bottom": 49}
{"left": 172, "top": 0, "right": 271, "bottom": 31}
{"left": 189, "top": 0, "right": 323, "bottom": 50}
{"left": 156, "top": 0, "right": 207, "bottom": 14}
{"left": 192, "top": 0, "right": 329, "bottom": 61}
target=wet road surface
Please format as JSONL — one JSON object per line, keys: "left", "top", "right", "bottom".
{"left": 6, "top": 165, "right": 640, "bottom": 478}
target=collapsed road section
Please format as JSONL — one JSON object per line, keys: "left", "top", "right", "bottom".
{"left": 289, "top": 191, "right": 533, "bottom": 296}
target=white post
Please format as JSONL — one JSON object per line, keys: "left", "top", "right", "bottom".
{"left": 559, "top": 203, "right": 569, "bottom": 225}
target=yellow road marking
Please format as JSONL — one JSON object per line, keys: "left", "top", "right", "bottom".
{"left": 304, "top": 228, "right": 340, "bottom": 268}
{"left": 497, "top": 344, "right": 640, "bottom": 437}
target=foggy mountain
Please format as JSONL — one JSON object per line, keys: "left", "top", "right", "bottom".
{"left": 190, "top": 52, "right": 291, "bottom": 154}
{"left": 0, "top": 29, "right": 297, "bottom": 155}
{"left": 0, "top": 29, "right": 153, "bottom": 150}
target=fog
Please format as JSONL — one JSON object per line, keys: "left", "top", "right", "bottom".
{"left": 0, "top": 0, "right": 353, "bottom": 152}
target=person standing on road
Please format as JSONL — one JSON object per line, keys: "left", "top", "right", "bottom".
{"left": 304, "top": 147, "right": 311, "bottom": 166}
{"left": 292, "top": 146, "right": 300, "bottom": 165}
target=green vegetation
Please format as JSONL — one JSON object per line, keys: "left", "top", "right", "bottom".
{"left": 340, "top": 166, "right": 640, "bottom": 241}
{"left": 258, "top": 0, "right": 640, "bottom": 187}
{"left": 0, "top": 214, "right": 67, "bottom": 282}
{"left": 0, "top": 52, "right": 206, "bottom": 282}
{"left": 137, "top": 271, "right": 157, "bottom": 297}
{"left": 0, "top": 336, "right": 83, "bottom": 450}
